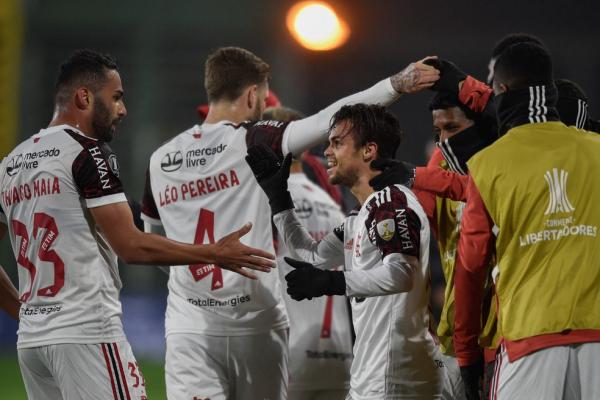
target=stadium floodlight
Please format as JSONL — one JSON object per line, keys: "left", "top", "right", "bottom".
{"left": 286, "top": 1, "right": 350, "bottom": 51}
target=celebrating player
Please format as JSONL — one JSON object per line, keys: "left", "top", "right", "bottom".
{"left": 140, "top": 47, "right": 439, "bottom": 400}
{"left": 0, "top": 49, "right": 274, "bottom": 400}
{"left": 454, "top": 42, "right": 600, "bottom": 399}
{"left": 264, "top": 106, "right": 353, "bottom": 400}
{"left": 247, "top": 104, "right": 446, "bottom": 399}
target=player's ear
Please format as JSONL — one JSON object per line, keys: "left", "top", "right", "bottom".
{"left": 246, "top": 85, "right": 258, "bottom": 110}
{"left": 74, "top": 87, "right": 92, "bottom": 111}
{"left": 363, "top": 142, "right": 377, "bottom": 162}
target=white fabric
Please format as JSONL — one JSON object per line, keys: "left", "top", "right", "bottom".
{"left": 0, "top": 125, "right": 125, "bottom": 348}
{"left": 165, "top": 330, "right": 288, "bottom": 400}
{"left": 492, "top": 343, "right": 600, "bottom": 400}
{"left": 282, "top": 78, "right": 399, "bottom": 155}
{"left": 274, "top": 185, "right": 444, "bottom": 399}
{"left": 279, "top": 173, "right": 353, "bottom": 392}
{"left": 18, "top": 341, "right": 146, "bottom": 400}
{"left": 146, "top": 122, "right": 288, "bottom": 336}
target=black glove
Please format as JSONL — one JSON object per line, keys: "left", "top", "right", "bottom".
{"left": 284, "top": 257, "right": 346, "bottom": 301}
{"left": 369, "top": 159, "right": 416, "bottom": 191}
{"left": 423, "top": 58, "right": 467, "bottom": 96}
{"left": 460, "top": 360, "right": 484, "bottom": 400}
{"left": 245, "top": 144, "right": 294, "bottom": 214}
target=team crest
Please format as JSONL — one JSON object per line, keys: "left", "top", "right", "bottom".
{"left": 376, "top": 219, "right": 395, "bottom": 241}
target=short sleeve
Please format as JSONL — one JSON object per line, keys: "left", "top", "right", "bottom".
{"left": 244, "top": 120, "right": 290, "bottom": 157}
{"left": 67, "top": 129, "right": 126, "bottom": 208}
{"left": 365, "top": 186, "right": 421, "bottom": 259}
{"left": 140, "top": 167, "right": 162, "bottom": 226}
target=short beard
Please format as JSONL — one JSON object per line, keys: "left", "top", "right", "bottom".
{"left": 91, "top": 96, "right": 115, "bottom": 142}
{"left": 330, "top": 168, "right": 359, "bottom": 188}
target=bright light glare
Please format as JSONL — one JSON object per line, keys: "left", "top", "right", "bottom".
{"left": 287, "top": 1, "right": 350, "bottom": 51}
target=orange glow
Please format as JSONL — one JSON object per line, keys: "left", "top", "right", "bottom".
{"left": 286, "top": 1, "right": 350, "bottom": 51}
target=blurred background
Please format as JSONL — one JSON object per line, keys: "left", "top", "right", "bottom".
{"left": 1, "top": 0, "right": 599, "bottom": 397}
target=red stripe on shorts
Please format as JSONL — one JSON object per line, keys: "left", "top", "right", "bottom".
{"left": 102, "top": 343, "right": 119, "bottom": 400}
{"left": 112, "top": 343, "right": 132, "bottom": 400}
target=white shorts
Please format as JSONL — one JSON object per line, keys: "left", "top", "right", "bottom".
{"left": 490, "top": 343, "right": 600, "bottom": 400}
{"left": 18, "top": 341, "right": 147, "bottom": 400}
{"left": 440, "top": 354, "right": 466, "bottom": 400}
{"left": 166, "top": 329, "right": 289, "bottom": 400}
{"left": 288, "top": 389, "right": 347, "bottom": 400}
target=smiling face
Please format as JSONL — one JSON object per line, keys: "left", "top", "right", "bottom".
{"left": 90, "top": 69, "right": 127, "bottom": 142}
{"left": 432, "top": 106, "right": 474, "bottom": 143}
{"left": 323, "top": 120, "right": 365, "bottom": 187}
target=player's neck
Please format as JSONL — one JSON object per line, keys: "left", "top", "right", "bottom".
{"left": 351, "top": 167, "right": 379, "bottom": 204}
{"left": 204, "top": 101, "right": 250, "bottom": 125}
{"left": 48, "top": 108, "right": 94, "bottom": 138}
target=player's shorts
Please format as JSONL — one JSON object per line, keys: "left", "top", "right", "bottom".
{"left": 288, "top": 389, "right": 348, "bottom": 400}
{"left": 490, "top": 342, "right": 600, "bottom": 400}
{"left": 18, "top": 341, "right": 147, "bottom": 400}
{"left": 166, "top": 328, "right": 288, "bottom": 400}
{"left": 440, "top": 354, "right": 466, "bottom": 400}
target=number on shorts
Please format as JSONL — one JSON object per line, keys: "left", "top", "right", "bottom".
{"left": 188, "top": 209, "right": 224, "bottom": 290}
{"left": 11, "top": 213, "right": 65, "bottom": 301}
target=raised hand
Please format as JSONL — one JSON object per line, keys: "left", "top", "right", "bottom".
{"left": 391, "top": 56, "right": 440, "bottom": 94}
{"left": 213, "top": 222, "right": 275, "bottom": 279}
{"left": 245, "top": 144, "right": 294, "bottom": 214}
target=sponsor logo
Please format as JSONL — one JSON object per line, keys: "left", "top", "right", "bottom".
{"left": 376, "top": 218, "right": 395, "bottom": 241}
{"left": 6, "top": 154, "right": 23, "bottom": 176}
{"left": 254, "top": 120, "right": 284, "bottom": 128}
{"left": 185, "top": 144, "right": 227, "bottom": 168}
{"left": 518, "top": 169, "right": 598, "bottom": 246}
{"left": 160, "top": 151, "right": 183, "bottom": 172}
{"left": 544, "top": 168, "right": 575, "bottom": 215}
{"left": 187, "top": 294, "right": 251, "bottom": 308}
{"left": 305, "top": 350, "right": 353, "bottom": 361}
{"left": 108, "top": 154, "right": 119, "bottom": 177}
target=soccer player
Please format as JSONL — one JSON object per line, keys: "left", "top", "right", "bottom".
{"left": 0, "top": 49, "right": 274, "bottom": 400}
{"left": 247, "top": 104, "right": 446, "bottom": 399}
{"left": 264, "top": 106, "right": 353, "bottom": 400}
{"left": 140, "top": 47, "right": 439, "bottom": 400}
{"left": 486, "top": 33, "right": 545, "bottom": 84}
{"left": 454, "top": 42, "right": 600, "bottom": 399}
{"left": 369, "top": 91, "right": 499, "bottom": 400}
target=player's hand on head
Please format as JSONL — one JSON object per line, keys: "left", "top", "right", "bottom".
{"left": 423, "top": 58, "right": 467, "bottom": 95}
{"left": 245, "top": 144, "right": 294, "bottom": 214}
{"left": 369, "top": 159, "right": 416, "bottom": 191}
{"left": 391, "top": 56, "right": 440, "bottom": 94}
{"left": 212, "top": 222, "right": 276, "bottom": 279}
{"left": 284, "top": 257, "right": 345, "bottom": 301}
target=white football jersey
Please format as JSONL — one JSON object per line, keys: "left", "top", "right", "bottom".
{"left": 277, "top": 173, "right": 353, "bottom": 391}
{"left": 141, "top": 121, "right": 292, "bottom": 336}
{"left": 345, "top": 185, "right": 442, "bottom": 399}
{"left": 0, "top": 125, "right": 127, "bottom": 348}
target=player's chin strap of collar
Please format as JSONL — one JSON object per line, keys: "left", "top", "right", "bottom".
{"left": 496, "top": 83, "right": 560, "bottom": 136}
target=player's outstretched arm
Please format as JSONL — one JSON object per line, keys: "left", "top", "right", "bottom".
{"left": 90, "top": 202, "right": 275, "bottom": 279}
{"left": 0, "top": 223, "right": 20, "bottom": 320}
{"left": 246, "top": 145, "right": 344, "bottom": 268}
{"left": 282, "top": 57, "right": 440, "bottom": 155}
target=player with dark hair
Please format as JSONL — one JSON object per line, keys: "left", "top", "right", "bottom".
{"left": 454, "top": 42, "right": 600, "bottom": 399}
{"left": 247, "top": 103, "right": 446, "bottom": 399}
{"left": 0, "top": 49, "right": 274, "bottom": 400}
{"left": 263, "top": 106, "right": 354, "bottom": 400}
{"left": 141, "top": 46, "right": 439, "bottom": 400}
{"left": 486, "top": 33, "right": 545, "bottom": 84}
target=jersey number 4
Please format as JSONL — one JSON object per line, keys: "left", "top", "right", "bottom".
{"left": 11, "top": 213, "right": 65, "bottom": 302}
{"left": 188, "top": 209, "right": 223, "bottom": 290}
